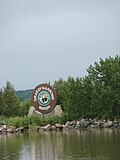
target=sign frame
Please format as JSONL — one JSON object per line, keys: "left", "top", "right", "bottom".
{"left": 32, "top": 83, "right": 57, "bottom": 114}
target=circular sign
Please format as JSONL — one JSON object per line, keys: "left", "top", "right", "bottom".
{"left": 32, "top": 84, "right": 57, "bottom": 114}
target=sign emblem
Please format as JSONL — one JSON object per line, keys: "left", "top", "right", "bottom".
{"left": 32, "top": 84, "right": 57, "bottom": 114}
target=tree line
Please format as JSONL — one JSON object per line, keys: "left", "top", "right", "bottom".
{"left": 0, "top": 55, "right": 120, "bottom": 119}
{"left": 54, "top": 55, "right": 120, "bottom": 119}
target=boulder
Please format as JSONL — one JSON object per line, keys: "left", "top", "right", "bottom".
{"left": 44, "top": 124, "right": 51, "bottom": 131}
{"left": 118, "top": 123, "right": 120, "bottom": 128}
{"left": 104, "top": 120, "right": 113, "bottom": 128}
{"left": 37, "top": 126, "right": 44, "bottom": 132}
{"left": 2, "top": 125, "right": 7, "bottom": 132}
{"left": 54, "top": 105, "right": 63, "bottom": 116}
{"left": 28, "top": 106, "right": 42, "bottom": 116}
{"left": 28, "top": 105, "right": 63, "bottom": 117}
{"left": 55, "top": 123, "right": 62, "bottom": 128}
{"left": 0, "top": 126, "right": 3, "bottom": 132}
{"left": 3, "top": 125, "right": 7, "bottom": 129}
{"left": 69, "top": 121, "right": 76, "bottom": 128}
{"left": 80, "top": 119, "right": 90, "bottom": 128}
{"left": 51, "top": 125, "right": 56, "bottom": 130}
{"left": 7, "top": 126, "right": 16, "bottom": 133}
{"left": 92, "top": 121, "right": 100, "bottom": 128}
{"left": 55, "top": 123, "right": 63, "bottom": 130}
{"left": 75, "top": 121, "right": 81, "bottom": 128}
{"left": 16, "top": 127, "right": 24, "bottom": 132}
{"left": 64, "top": 121, "right": 70, "bottom": 128}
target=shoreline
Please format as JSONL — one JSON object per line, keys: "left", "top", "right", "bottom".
{"left": 0, "top": 118, "right": 120, "bottom": 134}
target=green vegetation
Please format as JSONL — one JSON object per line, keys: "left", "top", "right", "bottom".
{"left": 0, "top": 115, "right": 69, "bottom": 128}
{"left": 16, "top": 89, "right": 33, "bottom": 100}
{"left": 0, "top": 82, "right": 32, "bottom": 117}
{"left": 54, "top": 55, "right": 120, "bottom": 119}
{"left": 0, "top": 55, "right": 120, "bottom": 126}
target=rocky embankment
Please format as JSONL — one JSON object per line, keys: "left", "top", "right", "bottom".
{"left": 37, "top": 119, "right": 120, "bottom": 132}
{"left": 0, "top": 125, "right": 24, "bottom": 133}
{"left": 0, "top": 118, "right": 120, "bottom": 134}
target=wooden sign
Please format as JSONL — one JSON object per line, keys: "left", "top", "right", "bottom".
{"left": 32, "top": 84, "right": 57, "bottom": 114}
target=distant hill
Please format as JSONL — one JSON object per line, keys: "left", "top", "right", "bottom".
{"left": 16, "top": 89, "right": 33, "bottom": 100}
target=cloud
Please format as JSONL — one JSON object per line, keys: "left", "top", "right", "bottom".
{"left": 0, "top": 0, "right": 120, "bottom": 89}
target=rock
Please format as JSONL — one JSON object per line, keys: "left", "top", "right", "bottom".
{"left": 55, "top": 123, "right": 63, "bottom": 130}
{"left": 88, "top": 119, "right": 94, "bottom": 125}
{"left": 44, "top": 105, "right": 63, "bottom": 117}
{"left": 7, "top": 127, "right": 16, "bottom": 133}
{"left": 51, "top": 125, "right": 56, "bottom": 130}
{"left": 37, "top": 126, "right": 44, "bottom": 132}
{"left": 69, "top": 121, "right": 75, "bottom": 126}
{"left": 118, "top": 123, "right": 120, "bottom": 128}
{"left": 28, "top": 106, "right": 42, "bottom": 116}
{"left": 0, "top": 127, "right": 3, "bottom": 132}
{"left": 28, "top": 105, "right": 63, "bottom": 117}
{"left": 87, "top": 125, "right": 92, "bottom": 129}
{"left": 113, "top": 119, "right": 120, "bottom": 128}
{"left": 69, "top": 121, "right": 76, "bottom": 128}
{"left": 97, "top": 120, "right": 104, "bottom": 127}
{"left": 3, "top": 125, "right": 7, "bottom": 129}
{"left": 92, "top": 121, "right": 100, "bottom": 128}
{"left": 44, "top": 124, "right": 51, "bottom": 131}
{"left": 114, "top": 123, "right": 118, "bottom": 128}
{"left": 54, "top": 105, "right": 63, "bottom": 116}
{"left": 1, "top": 125, "right": 7, "bottom": 132}
{"left": 64, "top": 121, "right": 70, "bottom": 128}
{"left": 55, "top": 123, "right": 62, "bottom": 128}
{"left": 75, "top": 121, "right": 81, "bottom": 128}
{"left": 91, "top": 124, "right": 98, "bottom": 128}
{"left": 80, "top": 119, "right": 90, "bottom": 128}
{"left": 104, "top": 120, "right": 113, "bottom": 128}
{"left": 114, "top": 123, "right": 120, "bottom": 128}
{"left": 16, "top": 127, "right": 24, "bottom": 132}
{"left": 108, "top": 121, "right": 113, "bottom": 127}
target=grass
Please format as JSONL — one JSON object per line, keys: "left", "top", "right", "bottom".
{"left": 0, "top": 114, "right": 70, "bottom": 128}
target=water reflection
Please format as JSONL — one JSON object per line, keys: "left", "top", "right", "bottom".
{"left": 0, "top": 129, "right": 120, "bottom": 160}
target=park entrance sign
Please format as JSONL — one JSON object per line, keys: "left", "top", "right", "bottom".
{"left": 32, "top": 84, "right": 57, "bottom": 114}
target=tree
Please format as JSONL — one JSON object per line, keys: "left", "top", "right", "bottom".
{"left": 18, "top": 99, "right": 32, "bottom": 116}
{"left": 2, "top": 81, "right": 20, "bottom": 117}
{"left": 0, "top": 89, "right": 3, "bottom": 115}
{"left": 87, "top": 55, "right": 120, "bottom": 118}
{"left": 53, "top": 78, "right": 66, "bottom": 111}
{"left": 54, "top": 55, "right": 120, "bottom": 119}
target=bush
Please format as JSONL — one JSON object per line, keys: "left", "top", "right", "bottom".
{"left": 4, "top": 117, "right": 23, "bottom": 128}
{"left": 1, "top": 115, "right": 72, "bottom": 128}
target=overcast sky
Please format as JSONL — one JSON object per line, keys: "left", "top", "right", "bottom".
{"left": 0, "top": 0, "right": 120, "bottom": 90}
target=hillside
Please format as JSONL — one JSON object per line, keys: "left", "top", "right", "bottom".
{"left": 16, "top": 89, "right": 33, "bottom": 100}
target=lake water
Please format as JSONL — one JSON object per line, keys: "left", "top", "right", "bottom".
{"left": 0, "top": 129, "right": 120, "bottom": 160}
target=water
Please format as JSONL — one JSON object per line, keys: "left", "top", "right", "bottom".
{"left": 0, "top": 129, "right": 120, "bottom": 160}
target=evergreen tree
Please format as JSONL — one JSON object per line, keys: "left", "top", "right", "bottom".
{"left": 54, "top": 55, "right": 120, "bottom": 119}
{"left": 0, "top": 89, "right": 3, "bottom": 115}
{"left": 87, "top": 55, "right": 120, "bottom": 118}
{"left": 2, "top": 81, "right": 20, "bottom": 117}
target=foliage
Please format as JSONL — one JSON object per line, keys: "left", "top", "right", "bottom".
{"left": 1, "top": 115, "right": 68, "bottom": 127}
{"left": 86, "top": 56, "right": 120, "bottom": 119}
{"left": 16, "top": 89, "right": 33, "bottom": 100}
{"left": 18, "top": 99, "right": 32, "bottom": 116}
{"left": 0, "top": 82, "right": 32, "bottom": 117}
{"left": 0, "top": 89, "right": 3, "bottom": 114}
{"left": 54, "top": 55, "right": 120, "bottom": 119}
{"left": 1, "top": 82, "right": 20, "bottom": 117}
{"left": 4, "top": 117, "right": 23, "bottom": 127}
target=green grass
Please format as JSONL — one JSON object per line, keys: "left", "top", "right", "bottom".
{"left": 0, "top": 114, "right": 70, "bottom": 128}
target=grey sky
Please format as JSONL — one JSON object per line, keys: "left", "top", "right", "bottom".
{"left": 0, "top": 0, "right": 120, "bottom": 90}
